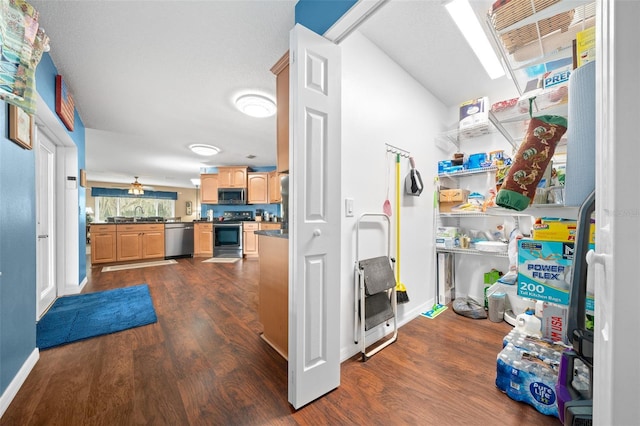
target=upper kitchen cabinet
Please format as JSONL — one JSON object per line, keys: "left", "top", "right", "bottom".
{"left": 218, "top": 166, "right": 248, "bottom": 188}
{"left": 201, "top": 173, "right": 218, "bottom": 204}
{"left": 485, "top": 0, "right": 595, "bottom": 110}
{"left": 268, "top": 171, "right": 282, "bottom": 204}
{"left": 271, "top": 52, "right": 289, "bottom": 173}
{"left": 248, "top": 172, "right": 269, "bottom": 204}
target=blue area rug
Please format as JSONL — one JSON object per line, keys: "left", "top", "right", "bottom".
{"left": 36, "top": 284, "right": 157, "bottom": 350}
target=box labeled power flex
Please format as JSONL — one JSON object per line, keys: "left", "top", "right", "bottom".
{"left": 518, "top": 239, "right": 573, "bottom": 305}
{"left": 517, "top": 239, "right": 595, "bottom": 307}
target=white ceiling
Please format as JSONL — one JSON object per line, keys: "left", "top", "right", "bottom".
{"left": 30, "top": 0, "right": 517, "bottom": 189}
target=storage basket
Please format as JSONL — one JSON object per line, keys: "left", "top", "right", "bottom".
{"left": 490, "top": 0, "right": 575, "bottom": 54}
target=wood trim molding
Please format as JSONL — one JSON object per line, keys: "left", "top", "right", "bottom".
{"left": 270, "top": 51, "right": 289, "bottom": 75}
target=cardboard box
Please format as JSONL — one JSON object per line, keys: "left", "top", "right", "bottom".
{"left": 436, "top": 226, "right": 459, "bottom": 238}
{"left": 439, "top": 189, "right": 470, "bottom": 213}
{"left": 459, "top": 97, "right": 489, "bottom": 130}
{"left": 439, "top": 189, "right": 470, "bottom": 203}
{"left": 532, "top": 218, "right": 595, "bottom": 244}
{"left": 538, "top": 302, "right": 569, "bottom": 343}
{"left": 576, "top": 26, "right": 596, "bottom": 67}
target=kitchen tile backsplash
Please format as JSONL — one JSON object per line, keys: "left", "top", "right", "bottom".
{"left": 200, "top": 204, "right": 280, "bottom": 221}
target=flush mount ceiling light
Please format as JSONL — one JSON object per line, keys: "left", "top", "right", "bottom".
{"left": 235, "top": 94, "right": 276, "bottom": 118}
{"left": 128, "top": 176, "right": 144, "bottom": 196}
{"left": 189, "top": 144, "right": 220, "bottom": 156}
{"left": 445, "top": 0, "right": 505, "bottom": 80}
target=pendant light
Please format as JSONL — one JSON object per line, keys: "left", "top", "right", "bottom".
{"left": 128, "top": 176, "right": 144, "bottom": 196}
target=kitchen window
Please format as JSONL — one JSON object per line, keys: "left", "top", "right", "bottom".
{"left": 93, "top": 197, "right": 175, "bottom": 222}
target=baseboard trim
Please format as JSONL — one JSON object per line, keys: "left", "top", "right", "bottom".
{"left": 0, "top": 348, "right": 39, "bottom": 419}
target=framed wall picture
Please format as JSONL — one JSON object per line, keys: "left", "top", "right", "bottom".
{"left": 8, "top": 104, "right": 34, "bottom": 150}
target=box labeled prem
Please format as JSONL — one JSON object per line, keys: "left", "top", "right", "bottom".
{"left": 459, "top": 97, "right": 488, "bottom": 130}
{"left": 517, "top": 239, "right": 595, "bottom": 307}
{"left": 539, "top": 302, "right": 568, "bottom": 343}
{"left": 532, "top": 218, "right": 595, "bottom": 244}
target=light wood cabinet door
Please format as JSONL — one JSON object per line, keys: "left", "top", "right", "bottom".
{"left": 218, "top": 167, "right": 248, "bottom": 188}
{"left": 142, "top": 230, "right": 165, "bottom": 259}
{"left": 194, "top": 223, "right": 213, "bottom": 257}
{"left": 117, "top": 231, "right": 143, "bottom": 261}
{"left": 91, "top": 228, "right": 117, "bottom": 264}
{"left": 258, "top": 235, "right": 288, "bottom": 357}
{"left": 268, "top": 171, "right": 282, "bottom": 204}
{"left": 201, "top": 174, "right": 218, "bottom": 204}
{"left": 271, "top": 52, "right": 289, "bottom": 173}
{"left": 243, "top": 222, "right": 259, "bottom": 256}
{"left": 248, "top": 173, "right": 269, "bottom": 204}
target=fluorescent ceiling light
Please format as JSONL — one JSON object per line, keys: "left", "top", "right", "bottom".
{"left": 235, "top": 94, "right": 276, "bottom": 118}
{"left": 189, "top": 144, "right": 220, "bottom": 156}
{"left": 445, "top": 0, "right": 505, "bottom": 80}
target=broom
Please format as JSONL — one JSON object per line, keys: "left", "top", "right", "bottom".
{"left": 395, "top": 154, "right": 410, "bottom": 304}
{"left": 422, "top": 176, "right": 448, "bottom": 319}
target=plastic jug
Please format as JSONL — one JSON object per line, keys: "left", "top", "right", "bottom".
{"left": 515, "top": 309, "right": 542, "bottom": 338}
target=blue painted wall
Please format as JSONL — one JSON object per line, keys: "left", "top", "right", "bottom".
{"left": 295, "top": 0, "right": 357, "bottom": 34}
{"left": 0, "top": 100, "right": 38, "bottom": 395}
{"left": 1, "top": 52, "right": 85, "bottom": 397}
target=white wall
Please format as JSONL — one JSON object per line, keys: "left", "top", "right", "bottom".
{"left": 338, "top": 31, "right": 448, "bottom": 360}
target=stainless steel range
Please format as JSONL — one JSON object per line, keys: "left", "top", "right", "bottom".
{"left": 213, "top": 211, "right": 254, "bottom": 258}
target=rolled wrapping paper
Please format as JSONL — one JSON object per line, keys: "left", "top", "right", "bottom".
{"left": 496, "top": 115, "right": 568, "bottom": 211}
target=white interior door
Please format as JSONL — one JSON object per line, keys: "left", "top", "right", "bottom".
{"left": 36, "top": 130, "right": 56, "bottom": 319}
{"left": 288, "top": 24, "right": 341, "bottom": 409}
{"left": 593, "top": 1, "right": 640, "bottom": 424}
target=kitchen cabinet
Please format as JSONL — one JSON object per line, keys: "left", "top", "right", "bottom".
{"left": 194, "top": 222, "right": 213, "bottom": 257}
{"left": 117, "top": 223, "right": 165, "bottom": 262}
{"left": 90, "top": 224, "right": 117, "bottom": 264}
{"left": 201, "top": 174, "right": 218, "bottom": 204}
{"left": 218, "top": 166, "right": 248, "bottom": 188}
{"left": 243, "top": 222, "right": 259, "bottom": 257}
{"left": 258, "top": 233, "right": 288, "bottom": 359}
{"left": 271, "top": 52, "right": 289, "bottom": 173}
{"left": 247, "top": 172, "right": 269, "bottom": 204}
{"left": 244, "top": 222, "right": 282, "bottom": 257}
{"left": 268, "top": 171, "right": 282, "bottom": 204}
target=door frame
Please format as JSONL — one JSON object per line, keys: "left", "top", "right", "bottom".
{"left": 35, "top": 128, "right": 57, "bottom": 319}
{"left": 35, "top": 94, "right": 84, "bottom": 298}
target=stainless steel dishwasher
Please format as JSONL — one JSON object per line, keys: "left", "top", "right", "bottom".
{"left": 164, "top": 222, "right": 194, "bottom": 258}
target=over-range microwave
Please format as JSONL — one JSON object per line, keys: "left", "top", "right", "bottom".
{"left": 218, "top": 188, "right": 246, "bottom": 205}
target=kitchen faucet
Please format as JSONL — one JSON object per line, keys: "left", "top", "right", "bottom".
{"left": 134, "top": 206, "right": 144, "bottom": 218}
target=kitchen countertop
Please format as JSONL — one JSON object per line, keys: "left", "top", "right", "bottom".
{"left": 255, "top": 229, "right": 288, "bottom": 239}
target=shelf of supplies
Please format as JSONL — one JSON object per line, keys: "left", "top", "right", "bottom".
{"left": 439, "top": 211, "right": 492, "bottom": 218}
{"left": 436, "top": 247, "right": 509, "bottom": 258}
{"left": 439, "top": 204, "right": 578, "bottom": 218}
{"left": 487, "top": 204, "right": 579, "bottom": 219}
{"left": 489, "top": 0, "right": 592, "bottom": 35}
{"left": 438, "top": 166, "right": 498, "bottom": 179}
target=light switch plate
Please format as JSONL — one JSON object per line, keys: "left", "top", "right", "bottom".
{"left": 345, "top": 198, "right": 354, "bottom": 217}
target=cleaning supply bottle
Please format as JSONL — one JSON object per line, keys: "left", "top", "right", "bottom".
{"left": 514, "top": 309, "right": 542, "bottom": 338}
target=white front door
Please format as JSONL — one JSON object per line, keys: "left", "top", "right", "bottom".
{"left": 593, "top": 1, "right": 640, "bottom": 423}
{"left": 36, "top": 130, "right": 56, "bottom": 319}
{"left": 288, "top": 24, "right": 341, "bottom": 409}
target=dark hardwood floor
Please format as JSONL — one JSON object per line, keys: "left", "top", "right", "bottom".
{"left": 2, "top": 256, "right": 560, "bottom": 425}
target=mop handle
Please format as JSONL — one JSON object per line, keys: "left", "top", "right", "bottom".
{"left": 396, "top": 153, "right": 401, "bottom": 283}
